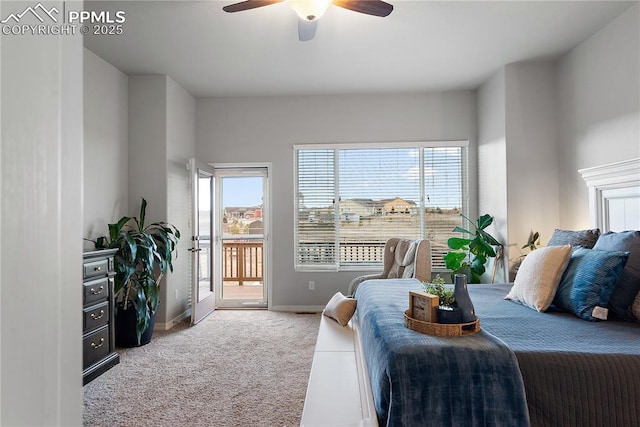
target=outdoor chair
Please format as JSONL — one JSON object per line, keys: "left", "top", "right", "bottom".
{"left": 347, "top": 238, "right": 431, "bottom": 296}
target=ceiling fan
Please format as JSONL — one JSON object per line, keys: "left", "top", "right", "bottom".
{"left": 223, "top": 0, "right": 394, "bottom": 42}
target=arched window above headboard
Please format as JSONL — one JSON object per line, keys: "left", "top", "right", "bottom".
{"left": 579, "top": 158, "right": 640, "bottom": 232}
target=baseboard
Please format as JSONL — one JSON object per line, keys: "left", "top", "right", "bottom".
{"left": 154, "top": 310, "right": 190, "bottom": 331}
{"left": 270, "top": 305, "right": 324, "bottom": 313}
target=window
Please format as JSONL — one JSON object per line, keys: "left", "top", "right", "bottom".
{"left": 294, "top": 142, "right": 468, "bottom": 271}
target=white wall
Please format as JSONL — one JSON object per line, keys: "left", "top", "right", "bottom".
{"left": 164, "top": 77, "right": 196, "bottom": 326}
{"left": 83, "top": 49, "right": 129, "bottom": 246}
{"left": 128, "top": 75, "right": 195, "bottom": 329}
{"left": 478, "top": 69, "right": 508, "bottom": 245}
{"left": 557, "top": 3, "right": 640, "bottom": 229}
{"left": 0, "top": 1, "right": 83, "bottom": 424}
{"left": 505, "top": 61, "right": 560, "bottom": 258}
{"left": 196, "top": 92, "right": 477, "bottom": 308}
{"left": 478, "top": 61, "right": 560, "bottom": 281}
{"left": 128, "top": 75, "right": 168, "bottom": 223}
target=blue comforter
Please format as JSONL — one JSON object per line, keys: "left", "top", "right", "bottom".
{"left": 355, "top": 279, "right": 530, "bottom": 427}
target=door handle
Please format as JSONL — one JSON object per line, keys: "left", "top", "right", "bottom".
{"left": 188, "top": 248, "right": 202, "bottom": 252}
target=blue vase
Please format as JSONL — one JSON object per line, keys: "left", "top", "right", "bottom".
{"left": 454, "top": 274, "right": 476, "bottom": 323}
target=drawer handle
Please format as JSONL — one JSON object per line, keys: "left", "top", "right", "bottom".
{"left": 90, "top": 285, "right": 104, "bottom": 295}
{"left": 90, "top": 310, "right": 105, "bottom": 320}
{"left": 94, "top": 266, "right": 102, "bottom": 272}
{"left": 91, "top": 338, "right": 105, "bottom": 349}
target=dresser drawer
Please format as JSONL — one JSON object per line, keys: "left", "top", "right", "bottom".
{"left": 83, "top": 301, "right": 109, "bottom": 333}
{"left": 83, "top": 258, "right": 111, "bottom": 279}
{"left": 83, "top": 326, "right": 110, "bottom": 369}
{"left": 83, "top": 277, "right": 111, "bottom": 306}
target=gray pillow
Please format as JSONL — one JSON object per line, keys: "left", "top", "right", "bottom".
{"left": 323, "top": 292, "right": 357, "bottom": 326}
{"left": 592, "top": 231, "right": 640, "bottom": 319}
{"left": 547, "top": 228, "right": 600, "bottom": 249}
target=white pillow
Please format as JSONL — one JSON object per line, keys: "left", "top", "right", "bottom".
{"left": 323, "top": 292, "right": 357, "bottom": 326}
{"left": 505, "top": 245, "right": 572, "bottom": 312}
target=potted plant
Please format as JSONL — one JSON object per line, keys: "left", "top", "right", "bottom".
{"left": 423, "top": 274, "right": 460, "bottom": 324}
{"left": 93, "top": 198, "right": 180, "bottom": 347}
{"left": 521, "top": 230, "right": 541, "bottom": 252}
{"left": 512, "top": 230, "right": 542, "bottom": 275}
{"left": 444, "top": 213, "right": 503, "bottom": 284}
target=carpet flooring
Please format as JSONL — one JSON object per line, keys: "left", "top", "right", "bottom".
{"left": 83, "top": 310, "right": 321, "bottom": 426}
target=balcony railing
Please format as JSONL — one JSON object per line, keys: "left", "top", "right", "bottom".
{"left": 297, "top": 241, "right": 447, "bottom": 269}
{"left": 222, "top": 241, "right": 263, "bottom": 285}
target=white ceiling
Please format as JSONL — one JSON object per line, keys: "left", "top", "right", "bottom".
{"left": 84, "top": 0, "right": 637, "bottom": 98}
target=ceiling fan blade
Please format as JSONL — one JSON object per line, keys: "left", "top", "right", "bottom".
{"left": 298, "top": 18, "right": 318, "bottom": 42}
{"left": 222, "top": 0, "right": 284, "bottom": 13}
{"left": 333, "top": 0, "right": 393, "bottom": 17}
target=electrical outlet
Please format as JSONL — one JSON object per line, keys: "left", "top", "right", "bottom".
{"left": 174, "top": 289, "right": 179, "bottom": 300}
{"left": 308, "top": 281, "right": 315, "bottom": 290}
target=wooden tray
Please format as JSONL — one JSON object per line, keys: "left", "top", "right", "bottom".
{"left": 404, "top": 310, "right": 480, "bottom": 337}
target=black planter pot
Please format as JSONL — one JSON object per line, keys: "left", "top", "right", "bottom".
{"left": 437, "top": 306, "right": 461, "bottom": 324}
{"left": 115, "top": 303, "right": 156, "bottom": 347}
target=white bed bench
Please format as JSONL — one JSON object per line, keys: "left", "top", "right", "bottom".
{"left": 300, "top": 314, "right": 378, "bottom": 427}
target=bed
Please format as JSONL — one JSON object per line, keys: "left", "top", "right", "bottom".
{"left": 352, "top": 158, "right": 640, "bottom": 427}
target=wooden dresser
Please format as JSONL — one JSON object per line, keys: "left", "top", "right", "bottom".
{"left": 83, "top": 249, "right": 120, "bottom": 385}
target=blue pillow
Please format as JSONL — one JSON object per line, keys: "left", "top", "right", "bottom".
{"left": 553, "top": 247, "right": 629, "bottom": 321}
{"left": 593, "top": 231, "right": 640, "bottom": 319}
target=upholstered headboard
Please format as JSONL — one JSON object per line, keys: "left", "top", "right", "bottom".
{"left": 579, "top": 158, "right": 640, "bottom": 232}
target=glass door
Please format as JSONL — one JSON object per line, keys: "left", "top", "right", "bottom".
{"left": 215, "top": 167, "right": 268, "bottom": 308}
{"left": 190, "top": 159, "right": 216, "bottom": 325}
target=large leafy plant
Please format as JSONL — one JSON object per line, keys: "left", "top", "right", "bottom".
{"left": 95, "top": 198, "right": 180, "bottom": 344}
{"left": 444, "top": 214, "right": 502, "bottom": 284}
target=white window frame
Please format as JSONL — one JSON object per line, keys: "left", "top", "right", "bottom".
{"left": 293, "top": 141, "right": 469, "bottom": 272}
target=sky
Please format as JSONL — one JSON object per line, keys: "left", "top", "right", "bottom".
{"left": 222, "top": 177, "right": 264, "bottom": 207}
{"left": 198, "top": 176, "right": 264, "bottom": 209}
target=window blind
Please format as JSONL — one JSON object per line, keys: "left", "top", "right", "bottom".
{"left": 338, "top": 147, "right": 421, "bottom": 266}
{"left": 295, "top": 143, "right": 467, "bottom": 271}
{"left": 423, "top": 147, "right": 465, "bottom": 269}
{"left": 296, "top": 149, "right": 337, "bottom": 269}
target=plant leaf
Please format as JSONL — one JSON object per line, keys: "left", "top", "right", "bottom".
{"left": 477, "top": 229, "right": 501, "bottom": 247}
{"left": 470, "top": 237, "right": 496, "bottom": 257}
{"left": 444, "top": 251, "right": 467, "bottom": 270}
{"left": 476, "top": 214, "right": 494, "bottom": 230}
{"left": 139, "top": 198, "right": 147, "bottom": 231}
{"left": 452, "top": 226, "right": 473, "bottom": 235}
{"left": 447, "top": 237, "right": 471, "bottom": 250}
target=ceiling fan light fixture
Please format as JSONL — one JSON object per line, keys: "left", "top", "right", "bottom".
{"left": 289, "top": 0, "right": 333, "bottom": 21}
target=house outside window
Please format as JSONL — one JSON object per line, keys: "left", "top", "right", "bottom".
{"left": 294, "top": 142, "right": 469, "bottom": 271}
